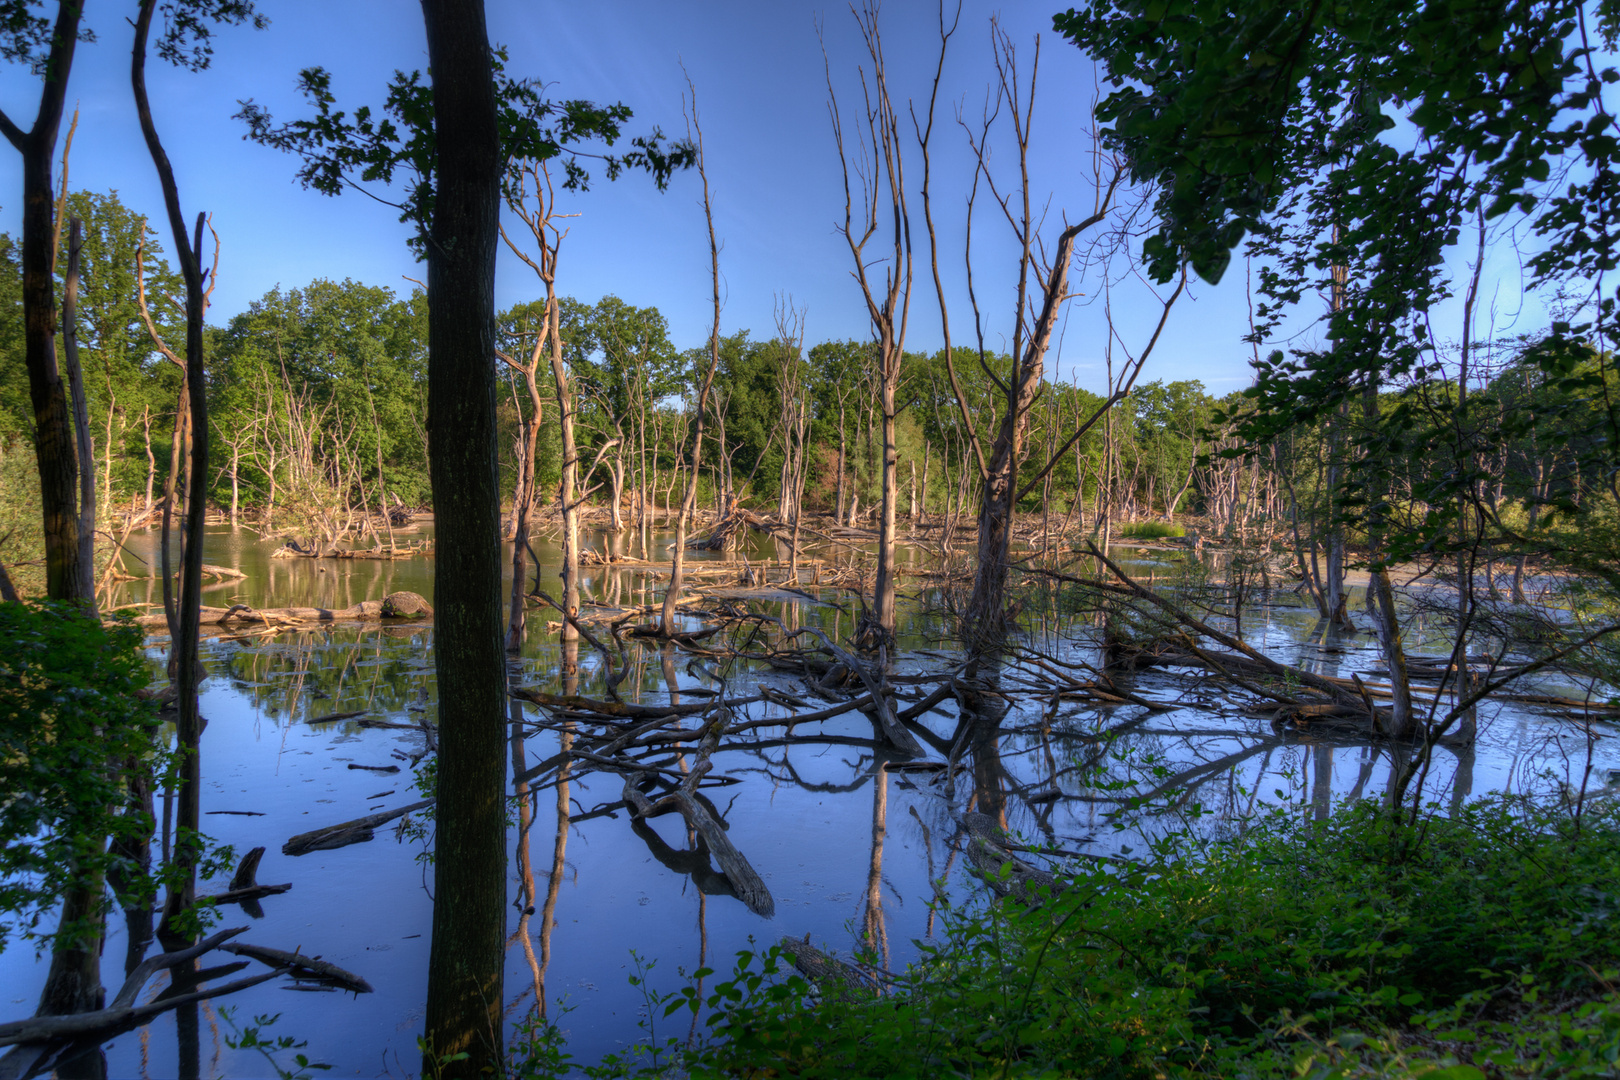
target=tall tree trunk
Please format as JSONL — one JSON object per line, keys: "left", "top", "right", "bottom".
{"left": 506, "top": 365, "right": 542, "bottom": 652}
{"left": 551, "top": 306, "right": 580, "bottom": 643}
{"left": 419, "top": 3, "right": 507, "bottom": 1072}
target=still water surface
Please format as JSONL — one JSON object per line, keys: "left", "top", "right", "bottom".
{"left": 1, "top": 525, "right": 1601, "bottom": 1077}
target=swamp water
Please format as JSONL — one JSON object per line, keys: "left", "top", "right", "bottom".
{"left": 0, "top": 526, "right": 1608, "bottom": 1077}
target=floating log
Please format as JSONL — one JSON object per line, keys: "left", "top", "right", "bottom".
{"left": 309, "top": 710, "right": 366, "bottom": 725}
{"left": 188, "top": 847, "right": 291, "bottom": 919}
{"left": 283, "top": 799, "right": 433, "bottom": 856}
{"left": 220, "top": 942, "right": 373, "bottom": 994}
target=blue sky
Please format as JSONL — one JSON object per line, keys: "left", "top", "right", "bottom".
{"left": 0, "top": 1, "right": 1492, "bottom": 398}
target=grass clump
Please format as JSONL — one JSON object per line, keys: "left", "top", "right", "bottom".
{"left": 520, "top": 796, "right": 1620, "bottom": 1078}
{"left": 1118, "top": 520, "right": 1187, "bottom": 539}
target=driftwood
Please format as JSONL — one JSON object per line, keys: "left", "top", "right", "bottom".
{"left": 272, "top": 542, "right": 431, "bottom": 560}
{"left": 221, "top": 942, "right": 373, "bottom": 994}
{"left": 283, "top": 799, "right": 433, "bottom": 856}
{"left": 135, "top": 590, "right": 433, "bottom": 629}
{"left": 310, "top": 710, "right": 367, "bottom": 725}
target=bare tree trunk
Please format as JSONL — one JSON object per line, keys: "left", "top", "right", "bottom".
{"left": 142, "top": 404, "right": 156, "bottom": 517}
{"left": 825, "top": 5, "right": 913, "bottom": 644}
{"left": 134, "top": 0, "right": 221, "bottom": 989}
{"left": 835, "top": 404, "right": 847, "bottom": 524}
{"left": 662, "top": 78, "right": 723, "bottom": 637}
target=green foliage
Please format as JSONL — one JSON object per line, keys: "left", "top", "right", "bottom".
{"left": 1057, "top": 0, "right": 1620, "bottom": 576}
{"left": 221, "top": 1008, "right": 332, "bottom": 1079}
{"left": 0, "top": 436, "right": 43, "bottom": 597}
{"left": 210, "top": 278, "right": 431, "bottom": 517}
{"left": 237, "top": 50, "right": 692, "bottom": 256}
{"left": 1118, "top": 521, "right": 1186, "bottom": 539}
{"left": 508, "top": 796, "right": 1620, "bottom": 1078}
{"left": 0, "top": 601, "right": 164, "bottom": 953}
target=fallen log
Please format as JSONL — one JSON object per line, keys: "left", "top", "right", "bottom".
{"left": 0, "top": 927, "right": 280, "bottom": 1056}
{"left": 777, "top": 934, "right": 883, "bottom": 1000}
{"left": 283, "top": 799, "right": 433, "bottom": 856}
{"left": 134, "top": 590, "right": 433, "bottom": 629}
{"left": 310, "top": 710, "right": 367, "bottom": 725}
{"left": 961, "top": 812, "right": 1060, "bottom": 904}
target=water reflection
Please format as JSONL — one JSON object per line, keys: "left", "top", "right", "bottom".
{"left": 1, "top": 525, "right": 1584, "bottom": 1075}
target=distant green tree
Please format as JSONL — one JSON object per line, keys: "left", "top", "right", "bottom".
{"left": 59, "top": 190, "right": 184, "bottom": 505}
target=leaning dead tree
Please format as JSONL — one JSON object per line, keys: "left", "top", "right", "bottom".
{"left": 824, "top": 1, "right": 915, "bottom": 647}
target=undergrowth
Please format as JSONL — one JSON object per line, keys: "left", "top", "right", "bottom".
{"left": 509, "top": 795, "right": 1620, "bottom": 1078}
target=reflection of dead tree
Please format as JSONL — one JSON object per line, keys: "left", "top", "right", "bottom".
{"left": 861, "top": 760, "right": 890, "bottom": 967}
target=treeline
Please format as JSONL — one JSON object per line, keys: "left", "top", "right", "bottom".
{"left": 0, "top": 189, "right": 1248, "bottom": 559}
{"left": 3, "top": 191, "right": 1614, "bottom": 611}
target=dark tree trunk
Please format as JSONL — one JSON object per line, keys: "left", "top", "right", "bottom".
{"left": 420, "top": 3, "right": 507, "bottom": 1074}
{"left": 5, "top": 0, "right": 86, "bottom": 607}
{"left": 24, "top": 0, "right": 92, "bottom": 1021}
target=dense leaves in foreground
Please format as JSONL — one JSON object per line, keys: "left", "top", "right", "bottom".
{"left": 504, "top": 796, "right": 1620, "bottom": 1078}
{"left": 0, "top": 602, "right": 163, "bottom": 953}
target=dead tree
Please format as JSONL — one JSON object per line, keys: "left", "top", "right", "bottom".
{"left": 502, "top": 160, "right": 580, "bottom": 643}
{"left": 773, "top": 296, "right": 812, "bottom": 582}
{"left": 133, "top": 0, "right": 228, "bottom": 954}
{"left": 660, "top": 74, "right": 724, "bottom": 637}
{"left": 824, "top": 2, "right": 914, "bottom": 646}
{"left": 918, "top": 18, "right": 1182, "bottom": 647}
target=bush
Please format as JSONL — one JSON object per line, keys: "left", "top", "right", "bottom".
{"left": 0, "top": 601, "right": 164, "bottom": 953}
{"left": 1118, "top": 520, "right": 1186, "bottom": 539}
{"left": 515, "top": 796, "right": 1620, "bottom": 1078}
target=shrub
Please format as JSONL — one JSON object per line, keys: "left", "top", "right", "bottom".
{"left": 514, "top": 796, "right": 1620, "bottom": 1078}
{"left": 1118, "top": 520, "right": 1186, "bottom": 539}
